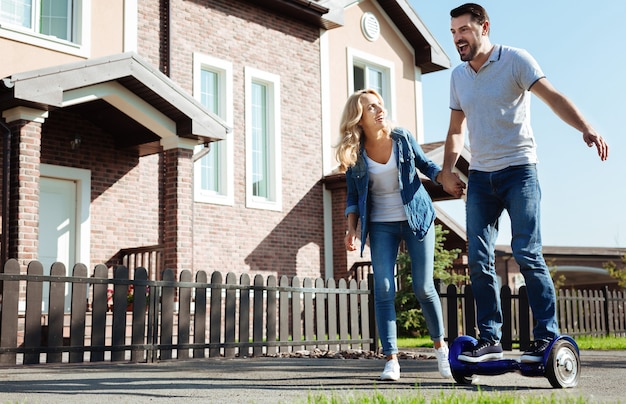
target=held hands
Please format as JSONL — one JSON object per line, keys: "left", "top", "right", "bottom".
{"left": 583, "top": 130, "right": 609, "bottom": 161}
{"left": 438, "top": 170, "right": 466, "bottom": 199}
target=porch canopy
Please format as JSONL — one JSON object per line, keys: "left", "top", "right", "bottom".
{"left": 0, "top": 52, "right": 230, "bottom": 155}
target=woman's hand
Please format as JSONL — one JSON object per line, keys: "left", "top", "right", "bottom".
{"left": 344, "top": 229, "right": 358, "bottom": 251}
{"left": 438, "top": 170, "right": 466, "bottom": 199}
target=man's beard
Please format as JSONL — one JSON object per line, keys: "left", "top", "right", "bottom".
{"left": 458, "top": 43, "right": 477, "bottom": 62}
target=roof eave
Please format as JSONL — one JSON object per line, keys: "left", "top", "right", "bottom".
{"left": 377, "top": 0, "right": 451, "bottom": 73}
{"left": 4, "top": 52, "right": 230, "bottom": 141}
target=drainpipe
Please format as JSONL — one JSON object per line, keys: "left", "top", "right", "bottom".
{"left": 157, "top": 0, "right": 171, "bottom": 268}
{"left": 191, "top": 143, "right": 210, "bottom": 163}
{"left": 0, "top": 119, "right": 10, "bottom": 268}
{"left": 161, "top": 0, "right": 171, "bottom": 77}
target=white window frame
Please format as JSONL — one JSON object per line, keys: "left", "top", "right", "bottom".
{"left": 347, "top": 48, "right": 396, "bottom": 121}
{"left": 192, "top": 52, "right": 234, "bottom": 206}
{"left": 0, "top": 0, "right": 90, "bottom": 57}
{"left": 244, "top": 67, "right": 282, "bottom": 211}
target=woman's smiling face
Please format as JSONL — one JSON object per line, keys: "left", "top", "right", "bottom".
{"left": 358, "top": 93, "right": 386, "bottom": 133}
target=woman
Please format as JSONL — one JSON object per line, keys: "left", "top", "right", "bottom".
{"left": 336, "top": 89, "right": 457, "bottom": 381}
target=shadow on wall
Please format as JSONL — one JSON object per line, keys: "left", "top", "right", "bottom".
{"left": 245, "top": 182, "right": 325, "bottom": 278}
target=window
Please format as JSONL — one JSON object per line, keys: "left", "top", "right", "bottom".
{"left": 192, "top": 53, "right": 233, "bottom": 205}
{"left": 0, "top": 0, "right": 88, "bottom": 54}
{"left": 245, "top": 67, "right": 281, "bottom": 211}
{"left": 348, "top": 48, "right": 395, "bottom": 118}
{"left": 353, "top": 64, "right": 384, "bottom": 96}
{"left": 251, "top": 82, "right": 269, "bottom": 199}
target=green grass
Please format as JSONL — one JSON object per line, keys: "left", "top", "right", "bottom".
{"left": 574, "top": 335, "right": 626, "bottom": 350}
{"left": 397, "top": 336, "right": 435, "bottom": 349}
{"left": 398, "top": 335, "right": 626, "bottom": 350}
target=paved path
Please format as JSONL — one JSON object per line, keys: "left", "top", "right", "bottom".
{"left": 0, "top": 350, "right": 624, "bottom": 403}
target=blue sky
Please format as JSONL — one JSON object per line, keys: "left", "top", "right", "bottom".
{"left": 409, "top": 0, "right": 626, "bottom": 248}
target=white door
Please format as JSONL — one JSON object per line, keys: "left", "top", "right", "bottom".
{"left": 39, "top": 177, "right": 77, "bottom": 312}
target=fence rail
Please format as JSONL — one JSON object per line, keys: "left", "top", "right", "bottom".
{"left": 0, "top": 259, "right": 624, "bottom": 366}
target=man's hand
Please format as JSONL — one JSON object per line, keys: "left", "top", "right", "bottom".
{"left": 438, "top": 170, "right": 466, "bottom": 199}
{"left": 583, "top": 130, "right": 609, "bottom": 161}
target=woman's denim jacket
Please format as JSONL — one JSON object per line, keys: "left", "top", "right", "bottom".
{"left": 344, "top": 127, "right": 441, "bottom": 256}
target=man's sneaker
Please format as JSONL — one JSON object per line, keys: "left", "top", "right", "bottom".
{"left": 520, "top": 339, "right": 552, "bottom": 363}
{"left": 379, "top": 359, "right": 400, "bottom": 381}
{"left": 434, "top": 346, "right": 452, "bottom": 379}
{"left": 457, "top": 339, "right": 504, "bottom": 363}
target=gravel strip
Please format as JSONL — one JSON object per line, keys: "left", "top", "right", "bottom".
{"left": 263, "top": 348, "right": 435, "bottom": 360}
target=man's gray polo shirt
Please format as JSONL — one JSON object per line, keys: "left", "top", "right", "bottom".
{"left": 450, "top": 44, "right": 545, "bottom": 172}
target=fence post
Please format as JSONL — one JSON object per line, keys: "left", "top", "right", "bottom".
{"left": 253, "top": 274, "right": 265, "bottom": 356}
{"left": 24, "top": 260, "right": 44, "bottom": 365}
{"left": 160, "top": 269, "right": 175, "bottom": 360}
{"left": 462, "top": 284, "right": 476, "bottom": 338}
{"left": 47, "top": 262, "right": 66, "bottom": 363}
{"left": 314, "top": 278, "right": 327, "bottom": 351}
{"left": 146, "top": 275, "right": 160, "bottom": 363}
{"left": 0, "top": 259, "right": 20, "bottom": 365}
{"left": 224, "top": 272, "right": 238, "bottom": 358}
{"left": 326, "top": 278, "right": 338, "bottom": 352}
{"left": 518, "top": 286, "right": 531, "bottom": 350}
{"left": 111, "top": 265, "right": 129, "bottom": 362}
{"left": 501, "top": 285, "right": 512, "bottom": 350}
{"left": 177, "top": 270, "right": 192, "bottom": 360}
{"left": 367, "top": 273, "right": 378, "bottom": 353}
{"left": 239, "top": 274, "right": 251, "bottom": 357}
{"left": 603, "top": 286, "right": 611, "bottom": 337}
{"left": 193, "top": 271, "right": 207, "bottom": 359}
{"left": 303, "top": 278, "right": 315, "bottom": 351}
{"left": 210, "top": 271, "right": 224, "bottom": 358}
{"left": 267, "top": 275, "right": 278, "bottom": 355}
{"left": 444, "top": 283, "right": 458, "bottom": 343}
{"left": 359, "top": 279, "right": 371, "bottom": 351}
{"left": 69, "top": 263, "right": 88, "bottom": 363}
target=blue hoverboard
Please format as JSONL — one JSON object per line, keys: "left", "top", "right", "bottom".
{"left": 449, "top": 335, "right": 580, "bottom": 388}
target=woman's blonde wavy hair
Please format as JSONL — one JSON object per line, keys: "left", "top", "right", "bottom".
{"left": 335, "top": 89, "right": 390, "bottom": 172}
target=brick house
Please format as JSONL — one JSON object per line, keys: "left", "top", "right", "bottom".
{"left": 0, "top": 0, "right": 468, "bottom": 297}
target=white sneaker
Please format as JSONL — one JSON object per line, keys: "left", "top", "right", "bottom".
{"left": 435, "top": 346, "right": 452, "bottom": 379}
{"left": 379, "top": 359, "right": 400, "bottom": 381}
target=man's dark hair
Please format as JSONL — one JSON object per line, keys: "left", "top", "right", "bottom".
{"left": 450, "top": 3, "right": 489, "bottom": 26}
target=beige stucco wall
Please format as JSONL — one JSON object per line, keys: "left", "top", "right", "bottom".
{"left": 1, "top": 0, "right": 124, "bottom": 78}
{"left": 90, "top": 0, "right": 125, "bottom": 57}
{"left": 326, "top": 0, "right": 421, "bottom": 167}
{"left": 2, "top": 40, "right": 76, "bottom": 78}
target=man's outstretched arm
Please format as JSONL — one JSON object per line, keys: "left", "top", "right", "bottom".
{"left": 530, "top": 78, "right": 609, "bottom": 161}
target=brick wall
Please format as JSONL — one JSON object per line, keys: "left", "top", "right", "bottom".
{"left": 135, "top": 0, "right": 325, "bottom": 279}
{"left": 8, "top": 120, "right": 41, "bottom": 265}
{"left": 0, "top": 0, "right": 325, "bottom": 282}
{"left": 40, "top": 109, "right": 161, "bottom": 268}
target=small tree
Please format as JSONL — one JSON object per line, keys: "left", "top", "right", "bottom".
{"left": 547, "top": 258, "right": 567, "bottom": 291}
{"left": 395, "top": 224, "right": 466, "bottom": 337}
{"left": 603, "top": 254, "right": 626, "bottom": 288}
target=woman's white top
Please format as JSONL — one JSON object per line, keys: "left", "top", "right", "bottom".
{"left": 366, "top": 151, "right": 407, "bottom": 223}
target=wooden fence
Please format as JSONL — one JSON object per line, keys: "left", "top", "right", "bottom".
{"left": 0, "top": 259, "right": 624, "bottom": 366}
{"left": 441, "top": 283, "right": 626, "bottom": 350}
{"left": 0, "top": 259, "right": 373, "bottom": 365}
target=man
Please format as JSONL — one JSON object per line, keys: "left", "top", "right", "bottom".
{"left": 438, "top": 3, "right": 609, "bottom": 363}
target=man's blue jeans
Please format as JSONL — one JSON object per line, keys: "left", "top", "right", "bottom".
{"left": 466, "top": 164, "right": 559, "bottom": 343}
{"left": 369, "top": 222, "right": 445, "bottom": 356}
